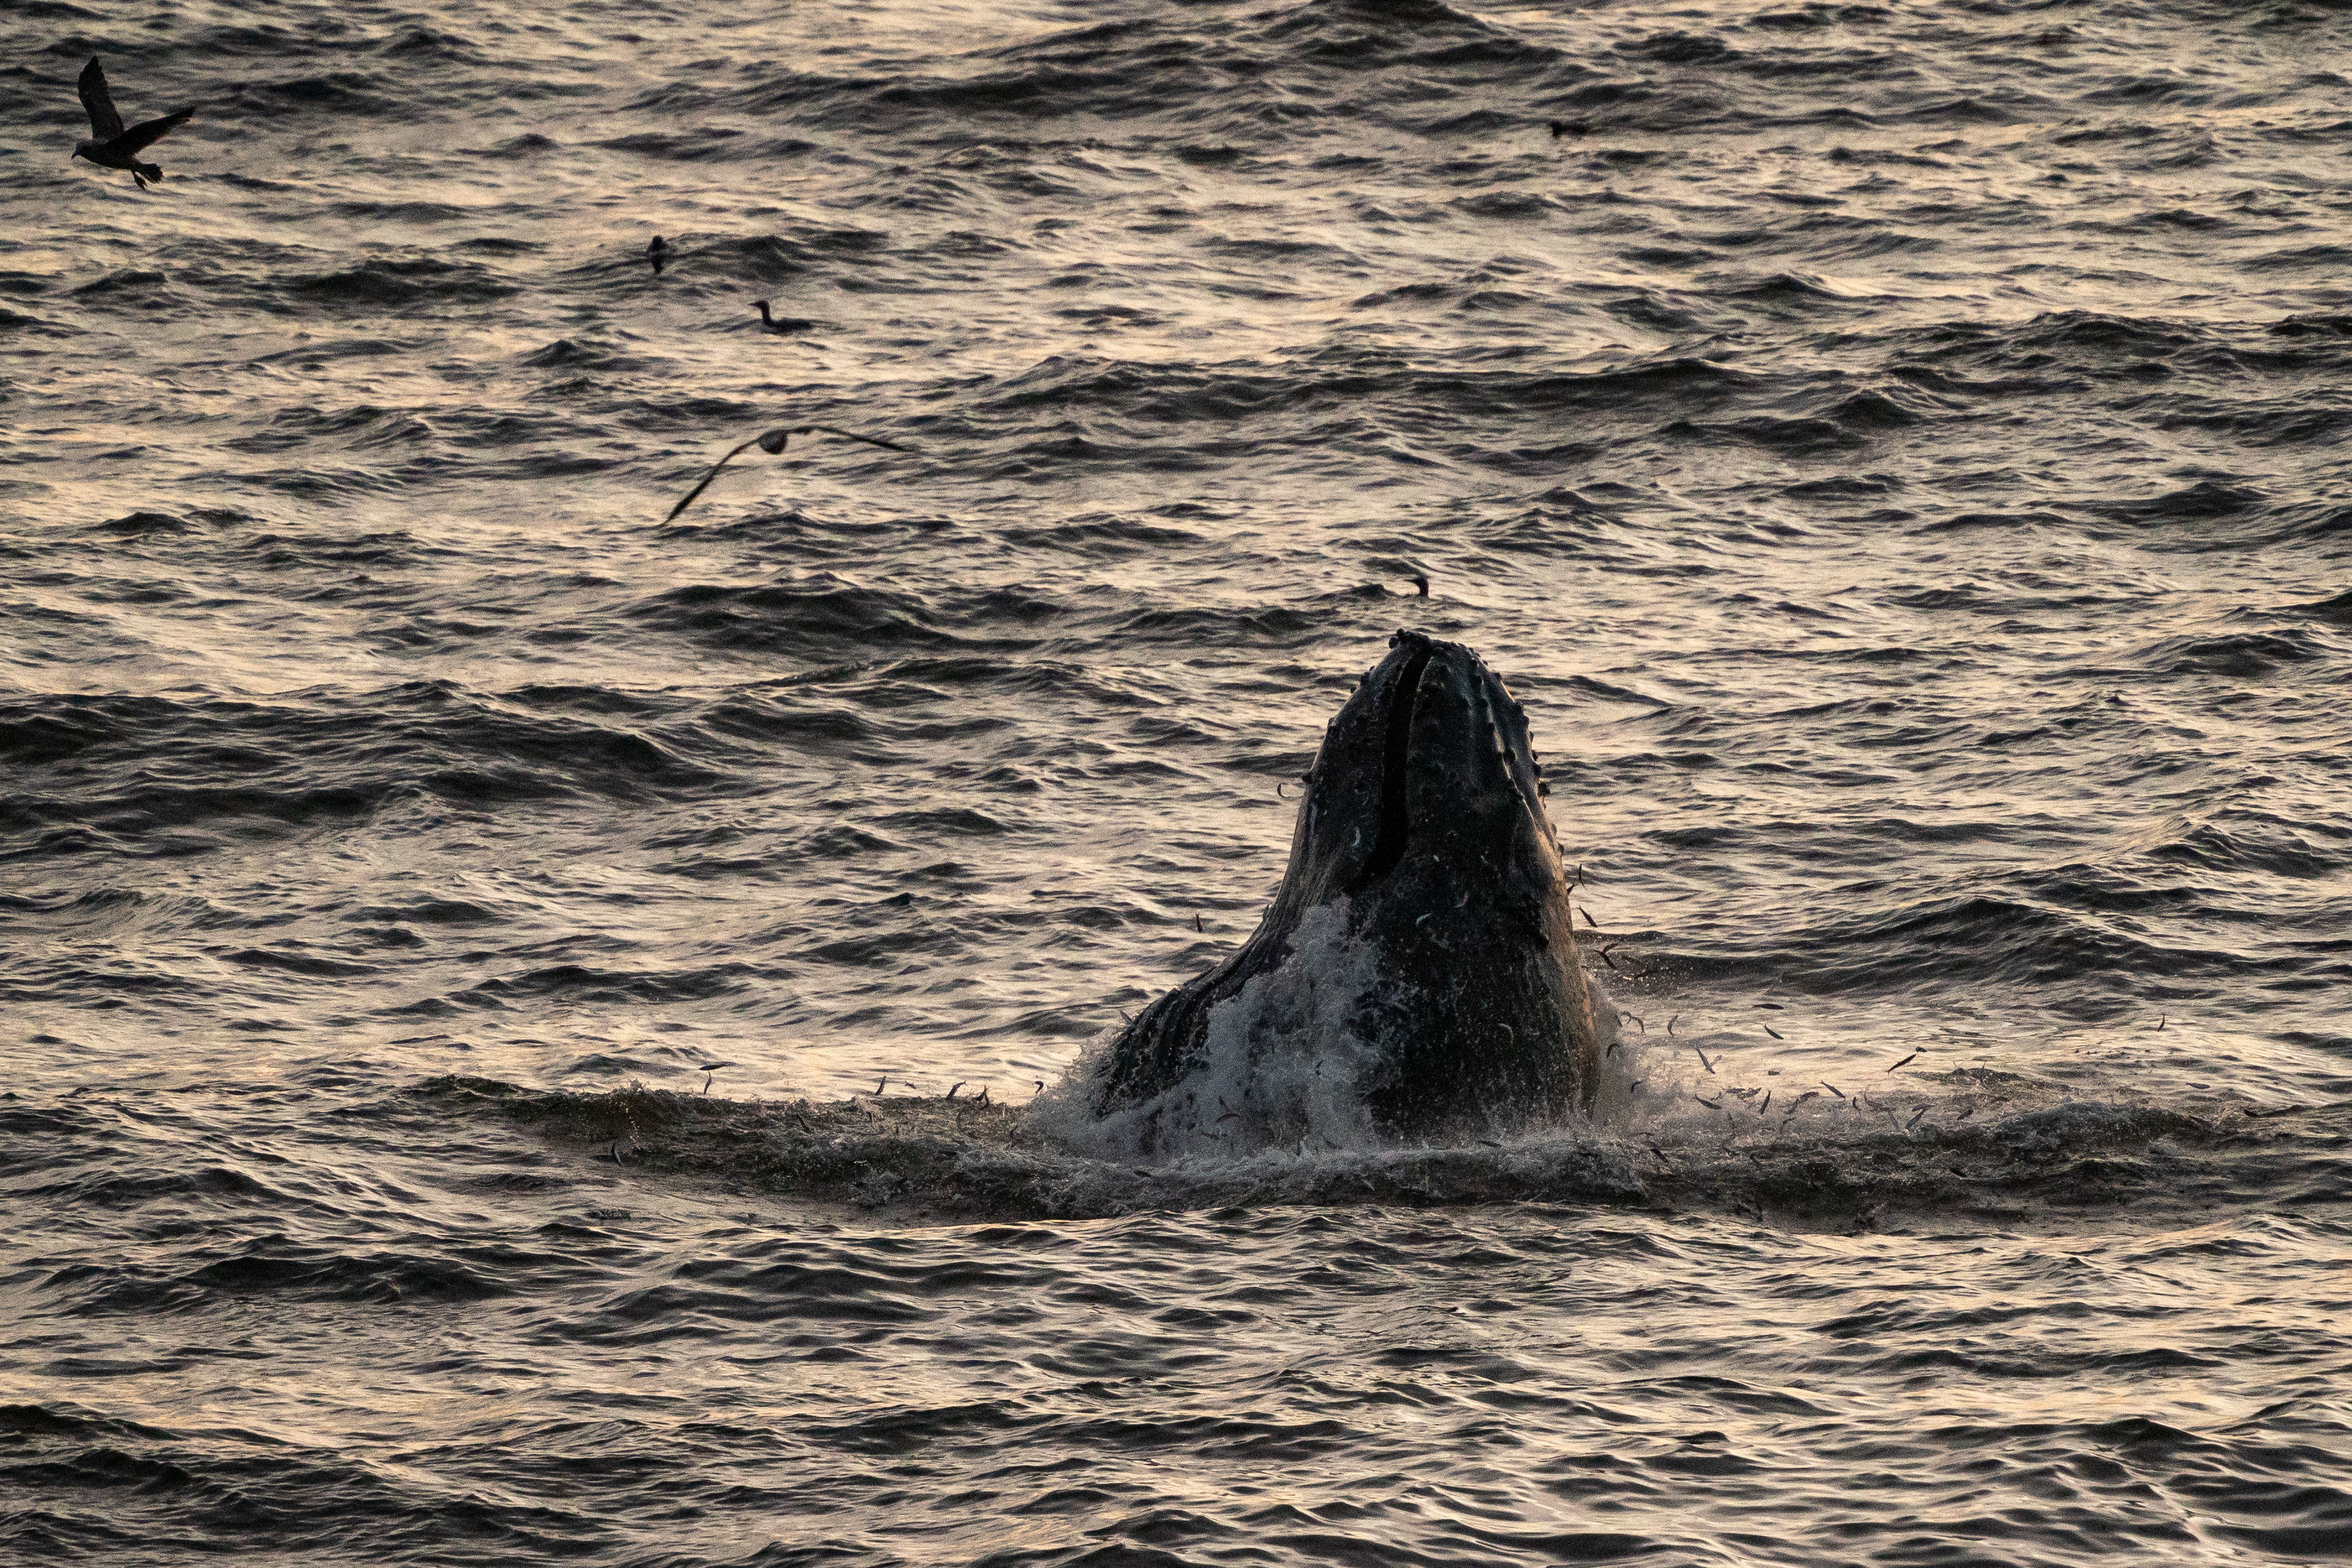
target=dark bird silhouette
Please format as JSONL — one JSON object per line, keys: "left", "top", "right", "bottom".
{"left": 753, "top": 299, "right": 816, "bottom": 335}
{"left": 663, "top": 423, "right": 914, "bottom": 524}
{"left": 72, "top": 58, "right": 195, "bottom": 191}
{"left": 647, "top": 236, "right": 671, "bottom": 276}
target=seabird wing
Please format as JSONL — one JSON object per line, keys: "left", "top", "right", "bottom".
{"left": 662, "top": 436, "right": 762, "bottom": 525}
{"left": 107, "top": 105, "right": 196, "bottom": 157}
{"left": 806, "top": 425, "right": 914, "bottom": 453}
{"left": 79, "top": 58, "right": 124, "bottom": 140}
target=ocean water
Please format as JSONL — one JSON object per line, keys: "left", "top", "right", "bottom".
{"left": 4, "top": 0, "right": 2351, "bottom": 1561}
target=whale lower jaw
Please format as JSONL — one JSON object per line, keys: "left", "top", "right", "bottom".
{"left": 1040, "top": 902, "right": 1384, "bottom": 1162}
{"left": 1044, "top": 890, "right": 1605, "bottom": 1163}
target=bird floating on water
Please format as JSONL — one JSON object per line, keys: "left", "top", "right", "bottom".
{"left": 752, "top": 299, "right": 816, "bottom": 335}
{"left": 71, "top": 58, "right": 196, "bottom": 192}
{"left": 663, "top": 423, "right": 914, "bottom": 524}
{"left": 647, "top": 236, "right": 671, "bottom": 276}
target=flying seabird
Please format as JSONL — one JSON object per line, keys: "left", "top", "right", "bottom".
{"left": 663, "top": 424, "right": 913, "bottom": 525}
{"left": 71, "top": 58, "right": 196, "bottom": 191}
{"left": 647, "top": 236, "right": 670, "bottom": 276}
{"left": 752, "top": 299, "right": 816, "bottom": 335}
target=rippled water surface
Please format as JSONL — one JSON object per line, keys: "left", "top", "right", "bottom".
{"left": 5, "top": 0, "right": 2351, "bottom": 1561}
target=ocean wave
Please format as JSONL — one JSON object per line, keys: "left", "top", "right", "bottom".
{"left": 280, "top": 258, "right": 517, "bottom": 311}
{"left": 431, "top": 1076, "right": 2346, "bottom": 1227}
{"left": 624, "top": 577, "right": 962, "bottom": 657}
{"left": 0, "top": 685, "right": 723, "bottom": 856}
{"left": 225, "top": 71, "right": 406, "bottom": 119}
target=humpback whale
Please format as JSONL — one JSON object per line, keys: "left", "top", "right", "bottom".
{"left": 1079, "top": 630, "right": 1604, "bottom": 1157}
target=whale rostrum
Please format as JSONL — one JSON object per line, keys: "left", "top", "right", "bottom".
{"left": 1090, "top": 629, "right": 1603, "bottom": 1152}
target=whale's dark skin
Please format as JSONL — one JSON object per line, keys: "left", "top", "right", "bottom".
{"left": 1096, "top": 629, "right": 1602, "bottom": 1142}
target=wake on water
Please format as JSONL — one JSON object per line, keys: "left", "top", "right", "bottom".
{"left": 434, "top": 928, "right": 2345, "bottom": 1231}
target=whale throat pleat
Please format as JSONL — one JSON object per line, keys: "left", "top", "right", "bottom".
{"left": 1353, "top": 642, "right": 1430, "bottom": 891}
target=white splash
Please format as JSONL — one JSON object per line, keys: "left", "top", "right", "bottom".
{"left": 1030, "top": 900, "right": 1390, "bottom": 1163}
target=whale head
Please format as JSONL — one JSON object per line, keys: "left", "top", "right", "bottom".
{"left": 1283, "top": 628, "right": 1562, "bottom": 921}
{"left": 1088, "top": 629, "right": 1601, "bottom": 1148}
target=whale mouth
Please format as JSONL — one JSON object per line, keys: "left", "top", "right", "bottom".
{"left": 1352, "top": 639, "right": 1431, "bottom": 892}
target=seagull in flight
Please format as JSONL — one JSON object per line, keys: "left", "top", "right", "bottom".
{"left": 72, "top": 58, "right": 196, "bottom": 191}
{"left": 663, "top": 424, "right": 913, "bottom": 524}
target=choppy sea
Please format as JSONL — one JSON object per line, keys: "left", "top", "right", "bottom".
{"left": 5, "top": 0, "right": 2351, "bottom": 1562}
